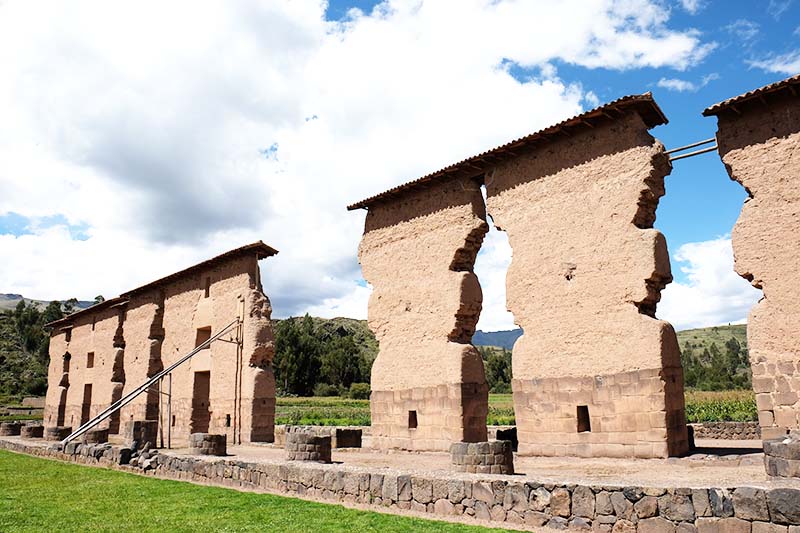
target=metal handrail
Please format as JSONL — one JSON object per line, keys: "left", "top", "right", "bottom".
{"left": 61, "top": 318, "right": 240, "bottom": 445}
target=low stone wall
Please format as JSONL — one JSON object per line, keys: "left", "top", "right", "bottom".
{"left": 765, "top": 433, "right": 800, "bottom": 478}
{"left": 0, "top": 422, "right": 21, "bottom": 436}
{"left": 274, "top": 425, "right": 364, "bottom": 448}
{"left": 285, "top": 428, "right": 332, "bottom": 463}
{"left": 83, "top": 428, "right": 109, "bottom": 444}
{"left": 2, "top": 437, "right": 800, "bottom": 532}
{"left": 44, "top": 426, "right": 71, "bottom": 441}
{"left": 20, "top": 425, "right": 43, "bottom": 438}
{"left": 189, "top": 433, "right": 227, "bottom": 456}
{"left": 690, "top": 422, "right": 761, "bottom": 440}
{"left": 451, "top": 441, "right": 514, "bottom": 475}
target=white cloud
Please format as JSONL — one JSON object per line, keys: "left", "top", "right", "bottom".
{"left": 725, "top": 19, "right": 760, "bottom": 43}
{"left": 657, "top": 72, "right": 718, "bottom": 92}
{"left": 678, "top": 0, "right": 706, "bottom": 15}
{"left": 474, "top": 219, "right": 517, "bottom": 332}
{"left": 748, "top": 51, "right": 800, "bottom": 74}
{"left": 768, "top": 0, "right": 793, "bottom": 20}
{"left": 0, "top": 0, "right": 713, "bottom": 319}
{"left": 657, "top": 237, "right": 762, "bottom": 331}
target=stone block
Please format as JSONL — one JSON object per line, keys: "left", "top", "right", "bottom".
{"left": 20, "top": 425, "right": 44, "bottom": 438}
{"left": 0, "top": 422, "right": 21, "bottom": 436}
{"left": 551, "top": 487, "right": 571, "bottom": 517}
{"left": 639, "top": 517, "right": 677, "bottom": 533}
{"left": 767, "top": 489, "right": 800, "bottom": 525}
{"left": 733, "top": 488, "right": 769, "bottom": 521}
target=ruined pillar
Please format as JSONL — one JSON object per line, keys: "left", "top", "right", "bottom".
{"left": 485, "top": 95, "right": 689, "bottom": 458}
{"left": 145, "top": 292, "right": 165, "bottom": 421}
{"left": 108, "top": 307, "right": 126, "bottom": 434}
{"left": 241, "top": 288, "right": 276, "bottom": 442}
{"left": 354, "top": 178, "right": 489, "bottom": 451}
{"left": 704, "top": 76, "right": 800, "bottom": 440}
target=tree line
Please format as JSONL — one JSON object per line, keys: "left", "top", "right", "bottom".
{"left": 681, "top": 336, "right": 751, "bottom": 390}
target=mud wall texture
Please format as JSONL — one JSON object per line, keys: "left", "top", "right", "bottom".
{"left": 359, "top": 178, "right": 489, "bottom": 451}
{"left": 714, "top": 96, "right": 800, "bottom": 441}
{"left": 486, "top": 112, "right": 689, "bottom": 458}
{"left": 44, "top": 250, "right": 276, "bottom": 446}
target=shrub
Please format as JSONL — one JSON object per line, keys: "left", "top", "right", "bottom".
{"left": 348, "top": 382, "right": 370, "bottom": 399}
{"left": 312, "top": 383, "right": 340, "bottom": 397}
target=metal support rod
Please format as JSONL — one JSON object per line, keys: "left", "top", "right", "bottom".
{"left": 61, "top": 318, "right": 240, "bottom": 445}
{"left": 665, "top": 137, "right": 715, "bottom": 154}
{"left": 669, "top": 145, "right": 718, "bottom": 162}
{"left": 167, "top": 374, "right": 172, "bottom": 449}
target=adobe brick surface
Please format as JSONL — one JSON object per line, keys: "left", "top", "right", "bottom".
{"left": 711, "top": 87, "right": 800, "bottom": 442}
{"left": 43, "top": 245, "right": 278, "bottom": 448}
{"left": 485, "top": 110, "right": 688, "bottom": 459}
{"left": 358, "top": 178, "right": 489, "bottom": 451}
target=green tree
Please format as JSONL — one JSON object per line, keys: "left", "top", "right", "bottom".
{"left": 320, "top": 335, "right": 362, "bottom": 388}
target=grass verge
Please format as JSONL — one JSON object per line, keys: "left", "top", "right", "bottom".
{"left": 0, "top": 449, "right": 512, "bottom": 533}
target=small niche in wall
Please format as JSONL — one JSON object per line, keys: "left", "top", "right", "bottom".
{"left": 65, "top": 329, "right": 72, "bottom": 342}
{"left": 171, "top": 415, "right": 176, "bottom": 427}
{"left": 204, "top": 277, "right": 211, "bottom": 298}
{"left": 226, "top": 414, "right": 231, "bottom": 427}
{"left": 195, "top": 327, "right": 212, "bottom": 349}
{"left": 87, "top": 352, "right": 94, "bottom": 369}
{"left": 408, "top": 410, "right": 418, "bottom": 429}
{"left": 577, "top": 405, "right": 591, "bottom": 433}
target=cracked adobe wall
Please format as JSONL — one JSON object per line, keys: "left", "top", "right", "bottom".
{"left": 359, "top": 178, "right": 489, "bottom": 451}
{"left": 712, "top": 93, "right": 800, "bottom": 440}
{"left": 486, "top": 111, "right": 689, "bottom": 459}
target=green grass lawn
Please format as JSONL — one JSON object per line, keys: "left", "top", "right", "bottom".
{"left": 0, "top": 450, "right": 512, "bottom": 533}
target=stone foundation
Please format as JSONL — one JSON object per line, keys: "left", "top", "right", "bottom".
{"left": 370, "top": 382, "right": 488, "bottom": 451}
{"left": 3, "top": 437, "right": 800, "bottom": 532}
{"left": 20, "top": 425, "right": 44, "bottom": 439}
{"left": 0, "top": 422, "right": 21, "bottom": 436}
{"left": 691, "top": 422, "right": 761, "bottom": 441}
{"left": 513, "top": 368, "right": 688, "bottom": 459}
{"left": 44, "top": 426, "right": 71, "bottom": 441}
{"left": 764, "top": 433, "right": 800, "bottom": 478}
{"left": 274, "top": 425, "right": 364, "bottom": 448}
{"left": 82, "top": 428, "right": 109, "bottom": 444}
{"left": 189, "top": 433, "right": 227, "bottom": 456}
{"left": 285, "top": 427, "right": 332, "bottom": 463}
{"left": 125, "top": 420, "right": 158, "bottom": 447}
{"left": 450, "top": 441, "right": 514, "bottom": 475}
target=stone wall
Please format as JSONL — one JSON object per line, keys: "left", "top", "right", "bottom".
{"left": 44, "top": 245, "right": 277, "bottom": 447}
{"left": 711, "top": 94, "right": 800, "bottom": 441}
{"left": 359, "top": 178, "right": 489, "bottom": 451}
{"left": 3, "top": 438, "right": 800, "bottom": 532}
{"left": 486, "top": 111, "right": 688, "bottom": 459}
{"left": 690, "top": 422, "right": 761, "bottom": 441}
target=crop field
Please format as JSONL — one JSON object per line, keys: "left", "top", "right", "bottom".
{"left": 0, "top": 450, "right": 513, "bottom": 533}
{"left": 684, "top": 389, "right": 757, "bottom": 423}
{"left": 275, "top": 394, "right": 516, "bottom": 426}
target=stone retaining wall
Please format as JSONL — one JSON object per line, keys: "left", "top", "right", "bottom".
{"left": 690, "top": 422, "right": 761, "bottom": 441}
{"left": 274, "top": 425, "right": 364, "bottom": 448}
{"left": 2, "top": 437, "right": 800, "bottom": 532}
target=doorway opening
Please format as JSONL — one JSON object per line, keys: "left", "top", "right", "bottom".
{"left": 191, "top": 371, "right": 211, "bottom": 433}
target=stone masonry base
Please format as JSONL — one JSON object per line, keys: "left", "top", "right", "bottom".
{"left": 2, "top": 437, "right": 800, "bottom": 532}
{"left": 513, "top": 367, "right": 689, "bottom": 459}
{"left": 370, "top": 382, "right": 488, "bottom": 451}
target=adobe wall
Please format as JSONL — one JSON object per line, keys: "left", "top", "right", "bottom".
{"left": 43, "top": 307, "right": 120, "bottom": 432}
{"left": 486, "top": 112, "right": 689, "bottom": 458}
{"left": 359, "top": 178, "right": 489, "bottom": 451}
{"left": 45, "top": 252, "right": 276, "bottom": 446}
{"left": 714, "top": 96, "right": 800, "bottom": 440}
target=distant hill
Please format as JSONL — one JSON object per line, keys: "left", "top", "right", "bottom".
{"left": 676, "top": 324, "right": 747, "bottom": 354}
{"left": 0, "top": 294, "right": 94, "bottom": 312}
{"left": 472, "top": 329, "right": 523, "bottom": 350}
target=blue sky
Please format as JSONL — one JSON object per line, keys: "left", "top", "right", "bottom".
{"left": 1, "top": 1, "right": 796, "bottom": 331}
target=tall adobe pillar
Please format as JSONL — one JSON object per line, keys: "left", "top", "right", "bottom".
{"left": 704, "top": 75, "right": 800, "bottom": 441}
{"left": 485, "top": 95, "right": 689, "bottom": 458}
{"left": 353, "top": 178, "right": 489, "bottom": 451}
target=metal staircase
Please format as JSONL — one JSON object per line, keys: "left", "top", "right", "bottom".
{"left": 61, "top": 318, "right": 241, "bottom": 445}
